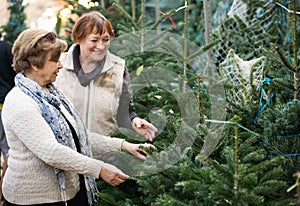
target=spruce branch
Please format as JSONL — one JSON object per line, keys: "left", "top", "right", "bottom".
{"left": 203, "top": 0, "right": 214, "bottom": 86}
{"left": 204, "top": 119, "right": 259, "bottom": 136}
{"left": 287, "top": 172, "right": 300, "bottom": 205}
{"left": 141, "top": 0, "right": 145, "bottom": 53}
{"left": 155, "top": 0, "right": 161, "bottom": 32}
{"left": 112, "top": 2, "right": 139, "bottom": 30}
{"left": 233, "top": 126, "right": 239, "bottom": 199}
{"left": 292, "top": 0, "right": 299, "bottom": 101}
{"left": 270, "top": 43, "right": 294, "bottom": 72}
{"left": 187, "top": 39, "right": 220, "bottom": 62}
{"left": 131, "top": 0, "right": 136, "bottom": 23}
{"left": 183, "top": 0, "right": 189, "bottom": 93}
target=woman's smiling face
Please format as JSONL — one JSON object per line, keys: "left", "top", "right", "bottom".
{"left": 78, "top": 30, "right": 110, "bottom": 63}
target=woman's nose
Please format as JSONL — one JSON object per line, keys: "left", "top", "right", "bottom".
{"left": 96, "top": 41, "right": 107, "bottom": 50}
{"left": 57, "top": 60, "right": 63, "bottom": 68}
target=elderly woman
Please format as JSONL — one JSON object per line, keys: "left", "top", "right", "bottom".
{"left": 1, "top": 28, "right": 151, "bottom": 206}
{"left": 55, "top": 11, "right": 158, "bottom": 142}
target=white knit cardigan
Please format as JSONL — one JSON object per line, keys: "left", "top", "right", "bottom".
{"left": 1, "top": 87, "right": 124, "bottom": 204}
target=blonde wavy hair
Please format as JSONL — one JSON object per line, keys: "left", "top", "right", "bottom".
{"left": 12, "top": 28, "right": 67, "bottom": 73}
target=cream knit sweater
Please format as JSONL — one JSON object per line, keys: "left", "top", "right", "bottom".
{"left": 1, "top": 87, "right": 124, "bottom": 204}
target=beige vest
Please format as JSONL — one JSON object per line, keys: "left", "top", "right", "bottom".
{"left": 56, "top": 45, "right": 125, "bottom": 135}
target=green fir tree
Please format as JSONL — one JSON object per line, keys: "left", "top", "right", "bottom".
{"left": 256, "top": 1, "right": 300, "bottom": 200}
{"left": 57, "top": 0, "right": 300, "bottom": 205}
{"left": 1, "top": 0, "right": 27, "bottom": 44}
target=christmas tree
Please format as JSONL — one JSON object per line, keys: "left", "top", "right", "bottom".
{"left": 256, "top": 1, "right": 300, "bottom": 202}
{"left": 1, "top": 0, "right": 27, "bottom": 44}
{"left": 57, "top": 0, "right": 300, "bottom": 205}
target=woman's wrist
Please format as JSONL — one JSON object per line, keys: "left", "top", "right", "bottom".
{"left": 121, "top": 140, "right": 127, "bottom": 152}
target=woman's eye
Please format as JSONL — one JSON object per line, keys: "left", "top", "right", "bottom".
{"left": 49, "top": 56, "right": 59, "bottom": 62}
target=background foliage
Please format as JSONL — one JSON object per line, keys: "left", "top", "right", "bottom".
{"left": 57, "top": 0, "right": 300, "bottom": 205}
{"left": 1, "top": 0, "right": 27, "bottom": 44}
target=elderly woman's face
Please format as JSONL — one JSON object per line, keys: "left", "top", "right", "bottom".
{"left": 37, "top": 52, "right": 63, "bottom": 86}
{"left": 78, "top": 31, "right": 110, "bottom": 63}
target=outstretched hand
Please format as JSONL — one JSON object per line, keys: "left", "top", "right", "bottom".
{"left": 131, "top": 117, "right": 158, "bottom": 142}
{"left": 121, "top": 141, "right": 156, "bottom": 160}
{"left": 99, "top": 163, "right": 129, "bottom": 186}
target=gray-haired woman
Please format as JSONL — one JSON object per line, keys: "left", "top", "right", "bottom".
{"left": 2, "top": 28, "right": 152, "bottom": 206}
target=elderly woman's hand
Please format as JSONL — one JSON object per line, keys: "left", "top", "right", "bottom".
{"left": 99, "top": 163, "right": 129, "bottom": 186}
{"left": 121, "top": 141, "right": 156, "bottom": 160}
{"left": 131, "top": 117, "right": 158, "bottom": 142}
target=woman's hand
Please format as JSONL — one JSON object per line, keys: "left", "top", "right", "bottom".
{"left": 121, "top": 141, "right": 156, "bottom": 160}
{"left": 131, "top": 117, "right": 158, "bottom": 142}
{"left": 99, "top": 163, "right": 129, "bottom": 186}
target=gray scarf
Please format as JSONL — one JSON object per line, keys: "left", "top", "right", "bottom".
{"left": 15, "top": 73, "right": 98, "bottom": 205}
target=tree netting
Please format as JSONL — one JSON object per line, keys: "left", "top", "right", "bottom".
{"left": 213, "top": 0, "right": 281, "bottom": 61}
{"left": 219, "top": 49, "right": 265, "bottom": 108}
{"left": 214, "top": 0, "right": 283, "bottom": 107}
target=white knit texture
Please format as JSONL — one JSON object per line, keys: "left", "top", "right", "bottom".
{"left": 2, "top": 87, "right": 123, "bottom": 204}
